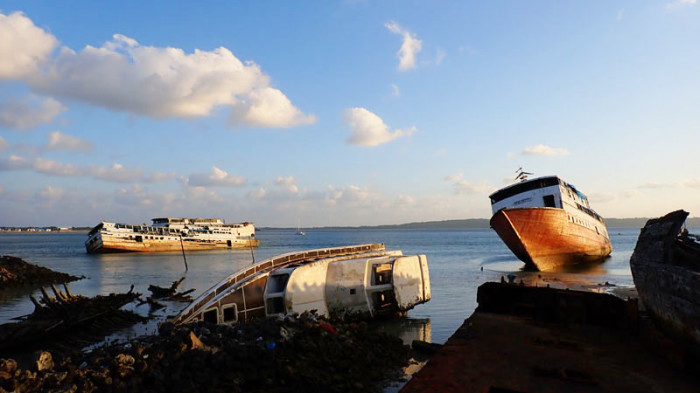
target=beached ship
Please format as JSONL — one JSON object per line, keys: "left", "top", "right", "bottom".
{"left": 85, "top": 218, "right": 259, "bottom": 254}
{"left": 630, "top": 210, "right": 700, "bottom": 356}
{"left": 489, "top": 171, "right": 612, "bottom": 271}
{"left": 173, "top": 243, "right": 431, "bottom": 325}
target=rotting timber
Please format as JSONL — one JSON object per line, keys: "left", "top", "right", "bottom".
{"left": 401, "top": 282, "right": 700, "bottom": 393}
{"left": 0, "top": 255, "right": 82, "bottom": 289}
{"left": 0, "top": 284, "right": 144, "bottom": 353}
{"left": 630, "top": 209, "right": 700, "bottom": 358}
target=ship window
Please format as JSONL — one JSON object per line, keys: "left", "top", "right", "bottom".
{"left": 372, "top": 263, "right": 393, "bottom": 285}
{"left": 135, "top": 235, "right": 143, "bottom": 243}
{"left": 373, "top": 290, "right": 395, "bottom": 309}
{"left": 203, "top": 308, "right": 218, "bottom": 324}
{"left": 266, "top": 297, "right": 285, "bottom": 315}
{"left": 268, "top": 274, "right": 290, "bottom": 293}
{"left": 222, "top": 304, "right": 238, "bottom": 323}
{"left": 543, "top": 195, "right": 555, "bottom": 208}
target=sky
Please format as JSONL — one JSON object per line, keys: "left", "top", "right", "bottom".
{"left": 1, "top": 1, "right": 699, "bottom": 227}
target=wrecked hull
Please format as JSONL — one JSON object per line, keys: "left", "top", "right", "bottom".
{"left": 86, "top": 236, "right": 260, "bottom": 254}
{"left": 173, "top": 243, "right": 431, "bottom": 325}
{"left": 630, "top": 210, "right": 700, "bottom": 356}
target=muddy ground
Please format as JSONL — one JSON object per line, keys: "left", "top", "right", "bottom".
{"left": 0, "top": 256, "right": 82, "bottom": 289}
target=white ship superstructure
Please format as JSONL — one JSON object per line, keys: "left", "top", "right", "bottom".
{"left": 85, "top": 218, "right": 258, "bottom": 254}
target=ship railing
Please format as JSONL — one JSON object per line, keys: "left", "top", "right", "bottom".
{"left": 173, "top": 243, "right": 386, "bottom": 324}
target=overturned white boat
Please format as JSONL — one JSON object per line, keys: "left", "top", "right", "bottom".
{"left": 173, "top": 243, "right": 430, "bottom": 325}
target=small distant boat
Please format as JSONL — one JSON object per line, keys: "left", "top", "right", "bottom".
{"left": 85, "top": 218, "right": 259, "bottom": 254}
{"left": 173, "top": 243, "right": 431, "bottom": 325}
{"left": 488, "top": 170, "right": 612, "bottom": 271}
{"left": 296, "top": 220, "right": 306, "bottom": 236}
{"left": 630, "top": 210, "right": 700, "bottom": 355}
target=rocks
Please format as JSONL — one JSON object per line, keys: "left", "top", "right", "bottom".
{"left": 0, "top": 312, "right": 412, "bottom": 392}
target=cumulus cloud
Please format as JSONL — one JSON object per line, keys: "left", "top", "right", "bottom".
{"left": 274, "top": 176, "right": 298, "bottom": 193}
{"left": 0, "top": 154, "right": 172, "bottom": 183}
{"left": 0, "top": 12, "right": 59, "bottom": 79}
{"left": 519, "top": 144, "right": 570, "bottom": 157}
{"left": 0, "top": 96, "right": 66, "bottom": 130}
{"left": 188, "top": 166, "right": 246, "bottom": 187}
{"left": 667, "top": 0, "right": 697, "bottom": 10}
{"left": 444, "top": 173, "right": 492, "bottom": 195}
{"left": 37, "top": 185, "right": 65, "bottom": 201}
{"left": 385, "top": 21, "right": 422, "bottom": 71}
{"left": 46, "top": 131, "right": 92, "bottom": 151}
{"left": 0, "top": 12, "right": 315, "bottom": 128}
{"left": 248, "top": 187, "right": 267, "bottom": 200}
{"left": 344, "top": 107, "right": 415, "bottom": 147}
{"left": 0, "top": 136, "right": 9, "bottom": 151}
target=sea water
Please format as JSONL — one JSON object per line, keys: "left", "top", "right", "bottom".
{"left": 0, "top": 227, "right": 644, "bottom": 344}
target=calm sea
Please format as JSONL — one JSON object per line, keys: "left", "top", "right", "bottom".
{"left": 0, "top": 227, "right": 648, "bottom": 344}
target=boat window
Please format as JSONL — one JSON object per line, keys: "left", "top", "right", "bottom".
{"left": 372, "top": 290, "right": 395, "bottom": 310}
{"left": 372, "top": 263, "right": 393, "bottom": 285}
{"left": 203, "top": 308, "right": 218, "bottom": 324}
{"left": 222, "top": 304, "right": 238, "bottom": 323}
{"left": 268, "top": 274, "right": 290, "bottom": 293}
{"left": 135, "top": 235, "right": 143, "bottom": 243}
{"left": 266, "top": 297, "right": 285, "bottom": 315}
{"left": 543, "top": 195, "right": 556, "bottom": 208}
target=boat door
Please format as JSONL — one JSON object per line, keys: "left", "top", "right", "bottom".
{"left": 392, "top": 255, "right": 431, "bottom": 310}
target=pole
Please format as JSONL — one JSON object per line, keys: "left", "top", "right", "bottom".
{"left": 249, "top": 236, "right": 255, "bottom": 264}
{"left": 179, "top": 234, "right": 188, "bottom": 272}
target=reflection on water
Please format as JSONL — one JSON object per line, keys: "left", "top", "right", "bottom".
{"left": 0, "top": 227, "right": 645, "bottom": 345}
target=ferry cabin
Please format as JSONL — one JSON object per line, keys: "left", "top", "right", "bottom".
{"left": 489, "top": 176, "right": 609, "bottom": 240}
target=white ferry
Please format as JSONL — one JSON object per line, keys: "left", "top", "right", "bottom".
{"left": 85, "top": 218, "right": 259, "bottom": 254}
{"left": 489, "top": 171, "right": 612, "bottom": 271}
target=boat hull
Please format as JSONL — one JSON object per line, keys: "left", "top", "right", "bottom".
{"left": 630, "top": 210, "right": 700, "bottom": 355}
{"left": 490, "top": 207, "right": 612, "bottom": 271}
{"left": 86, "top": 234, "right": 259, "bottom": 254}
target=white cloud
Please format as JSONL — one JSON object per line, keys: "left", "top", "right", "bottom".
{"left": 0, "top": 12, "right": 59, "bottom": 79}
{"left": 33, "top": 158, "right": 81, "bottom": 176}
{"left": 46, "top": 131, "right": 92, "bottom": 151}
{"left": 0, "top": 13, "right": 315, "bottom": 128}
{"left": 229, "top": 87, "right": 317, "bottom": 128}
{"left": 274, "top": 176, "right": 298, "bottom": 193}
{"left": 89, "top": 163, "right": 144, "bottom": 183}
{"left": 344, "top": 107, "right": 415, "bottom": 147}
{"left": 444, "top": 173, "right": 492, "bottom": 195}
{"left": 37, "top": 185, "right": 65, "bottom": 201}
{"left": 520, "top": 144, "right": 570, "bottom": 157}
{"left": 0, "top": 154, "right": 31, "bottom": 170}
{"left": 0, "top": 136, "right": 9, "bottom": 151}
{"left": 248, "top": 187, "right": 267, "bottom": 200}
{"left": 0, "top": 96, "right": 66, "bottom": 130}
{"left": 391, "top": 83, "right": 401, "bottom": 97}
{"left": 385, "top": 21, "right": 422, "bottom": 71}
{"left": 188, "top": 166, "right": 246, "bottom": 187}
{"left": 667, "top": 0, "right": 697, "bottom": 10}
{"left": 435, "top": 48, "right": 446, "bottom": 66}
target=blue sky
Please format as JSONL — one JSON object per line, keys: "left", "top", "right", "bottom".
{"left": 1, "top": 1, "right": 699, "bottom": 227}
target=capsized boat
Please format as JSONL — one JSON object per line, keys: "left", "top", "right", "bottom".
{"left": 85, "top": 218, "right": 259, "bottom": 254}
{"left": 489, "top": 171, "right": 612, "bottom": 271}
{"left": 172, "top": 243, "right": 431, "bottom": 325}
{"left": 630, "top": 210, "right": 700, "bottom": 355}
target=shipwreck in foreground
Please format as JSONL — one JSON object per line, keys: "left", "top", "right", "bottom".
{"left": 173, "top": 243, "right": 431, "bottom": 325}
{"left": 630, "top": 209, "right": 700, "bottom": 356}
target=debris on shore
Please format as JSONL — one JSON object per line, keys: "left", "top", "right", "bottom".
{"left": 0, "top": 311, "right": 412, "bottom": 393}
{"left": 0, "top": 255, "right": 82, "bottom": 289}
{"left": 0, "top": 285, "right": 144, "bottom": 354}
{"left": 147, "top": 277, "right": 195, "bottom": 301}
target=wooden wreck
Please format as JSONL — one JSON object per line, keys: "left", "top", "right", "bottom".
{"left": 630, "top": 209, "right": 700, "bottom": 356}
{"left": 172, "top": 243, "right": 431, "bottom": 325}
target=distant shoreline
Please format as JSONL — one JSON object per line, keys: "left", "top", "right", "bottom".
{"left": 4, "top": 217, "right": 700, "bottom": 233}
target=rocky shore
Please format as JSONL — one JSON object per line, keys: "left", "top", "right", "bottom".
{"left": 0, "top": 256, "right": 82, "bottom": 289}
{"left": 0, "top": 312, "right": 414, "bottom": 393}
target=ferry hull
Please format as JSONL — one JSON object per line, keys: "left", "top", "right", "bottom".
{"left": 86, "top": 235, "right": 260, "bottom": 254}
{"left": 490, "top": 207, "right": 612, "bottom": 271}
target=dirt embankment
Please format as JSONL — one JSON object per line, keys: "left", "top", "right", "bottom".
{"left": 0, "top": 256, "right": 82, "bottom": 289}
